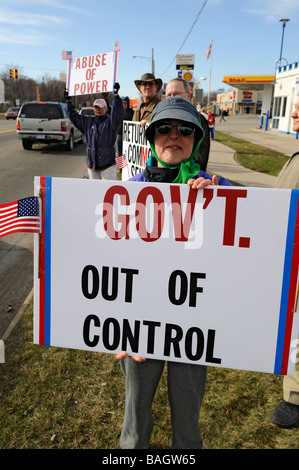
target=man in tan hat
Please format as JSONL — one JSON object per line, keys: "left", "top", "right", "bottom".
{"left": 132, "top": 73, "right": 162, "bottom": 124}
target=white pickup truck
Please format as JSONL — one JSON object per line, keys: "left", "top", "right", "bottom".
{"left": 16, "top": 101, "right": 84, "bottom": 151}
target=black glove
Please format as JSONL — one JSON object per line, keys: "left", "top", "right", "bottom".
{"left": 114, "top": 82, "right": 120, "bottom": 94}
{"left": 64, "top": 88, "right": 71, "bottom": 102}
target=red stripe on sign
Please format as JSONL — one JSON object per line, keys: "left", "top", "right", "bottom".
{"left": 39, "top": 176, "right": 46, "bottom": 345}
{"left": 281, "top": 198, "right": 299, "bottom": 374}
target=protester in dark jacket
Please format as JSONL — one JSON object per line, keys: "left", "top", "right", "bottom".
{"left": 65, "top": 83, "right": 124, "bottom": 179}
{"left": 116, "top": 96, "right": 134, "bottom": 158}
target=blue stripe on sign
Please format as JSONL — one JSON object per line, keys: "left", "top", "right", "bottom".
{"left": 44, "top": 177, "right": 52, "bottom": 345}
{"left": 274, "top": 190, "right": 299, "bottom": 374}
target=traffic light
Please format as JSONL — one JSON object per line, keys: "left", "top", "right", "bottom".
{"left": 9, "top": 68, "right": 18, "bottom": 79}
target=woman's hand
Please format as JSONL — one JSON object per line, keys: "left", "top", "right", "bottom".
{"left": 187, "top": 174, "right": 218, "bottom": 189}
{"left": 114, "top": 352, "right": 146, "bottom": 362}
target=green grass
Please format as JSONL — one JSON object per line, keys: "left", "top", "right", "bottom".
{"left": 214, "top": 131, "right": 289, "bottom": 176}
{"left": 0, "top": 298, "right": 298, "bottom": 449}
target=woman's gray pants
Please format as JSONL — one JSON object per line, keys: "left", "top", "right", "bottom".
{"left": 120, "top": 357, "right": 207, "bottom": 449}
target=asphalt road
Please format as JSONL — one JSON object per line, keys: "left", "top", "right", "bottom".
{"left": 0, "top": 118, "right": 88, "bottom": 337}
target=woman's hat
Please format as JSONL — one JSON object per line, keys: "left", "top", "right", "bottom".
{"left": 134, "top": 73, "right": 163, "bottom": 92}
{"left": 93, "top": 98, "right": 107, "bottom": 108}
{"left": 145, "top": 97, "right": 204, "bottom": 144}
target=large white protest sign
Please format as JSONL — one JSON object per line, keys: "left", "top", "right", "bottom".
{"left": 67, "top": 51, "right": 118, "bottom": 96}
{"left": 121, "top": 121, "right": 149, "bottom": 180}
{"left": 34, "top": 177, "right": 299, "bottom": 375}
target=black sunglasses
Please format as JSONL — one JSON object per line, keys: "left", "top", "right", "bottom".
{"left": 155, "top": 120, "right": 195, "bottom": 137}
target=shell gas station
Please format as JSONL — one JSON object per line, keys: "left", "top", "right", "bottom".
{"left": 218, "top": 75, "right": 275, "bottom": 115}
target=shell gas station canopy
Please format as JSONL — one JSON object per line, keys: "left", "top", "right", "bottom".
{"left": 222, "top": 75, "right": 275, "bottom": 91}
{"left": 222, "top": 75, "right": 275, "bottom": 114}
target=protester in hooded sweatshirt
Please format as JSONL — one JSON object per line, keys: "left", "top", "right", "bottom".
{"left": 65, "top": 83, "right": 124, "bottom": 180}
{"left": 116, "top": 96, "right": 134, "bottom": 159}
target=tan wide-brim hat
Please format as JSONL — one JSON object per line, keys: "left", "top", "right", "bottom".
{"left": 134, "top": 73, "right": 163, "bottom": 92}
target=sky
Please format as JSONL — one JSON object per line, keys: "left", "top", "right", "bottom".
{"left": 0, "top": 0, "right": 298, "bottom": 100}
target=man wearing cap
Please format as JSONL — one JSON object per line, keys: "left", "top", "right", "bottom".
{"left": 65, "top": 84, "right": 124, "bottom": 179}
{"left": 132, "top": 73, "right": 162, "bottom": 125}
{"left": 115, "top": 97, "right": 232, "bottom": 449}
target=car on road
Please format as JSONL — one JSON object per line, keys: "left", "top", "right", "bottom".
{"left": 79, "top": 107, "right": 95, "bottom": 116}
{"left": 16, "top": 101, "right": 84, "bottom": 150}
{"left": 5, "top": 107, "right": 20, "bottom": 119}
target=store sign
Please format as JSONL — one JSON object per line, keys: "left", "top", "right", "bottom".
{"left": 176, "top": 54, "right": 195, "bottom": 70}
{"left": 242, "top": 91, "right": 253, "bottom": 102}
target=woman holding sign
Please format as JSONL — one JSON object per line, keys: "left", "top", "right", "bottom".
{"left": 65, "top": 84, "right": 123, "bottom": 180}
{"left": 115, "top": 97, "right": 232, "bottom": 449}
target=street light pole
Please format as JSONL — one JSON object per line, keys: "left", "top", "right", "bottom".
{"left": 151, "top": 48, "right": 155, "bottom": 75}
{"left": 132, "top": 49, "right": 155, "bottom": 75}
{"left": 279, "top": 19, "right": 290, "bottom": 65}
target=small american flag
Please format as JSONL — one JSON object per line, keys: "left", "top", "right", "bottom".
{"left": 205, "top": 44, "right": 212, "bottom": 60}
{"left": 114, "top": 41, "right": 120, "bottom": 52}
{"left": 0, "top": 197, "right": 40, "bottom": 238}
{"left": 115, "top": 154, "right": 127, "bottom": 170}
{"left": 62, "top": 50, "right": 72, "bottom": 60}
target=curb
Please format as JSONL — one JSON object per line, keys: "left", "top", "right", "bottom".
{"left": 0, "top": 288, "right": 34, "bottom": 362}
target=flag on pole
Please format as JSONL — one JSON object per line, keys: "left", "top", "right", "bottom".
{"left": 114, "top": 41, "right": 120, "bottom": 52}
{"left": 205, "top": 44, "right": 212, "bottom": 60}
{"left": 62, "top": 50, "right": 72, "bottom": 60}
{"left": 0, "top": 197, "right": 40, "bottom": 238}
{"left": 115, "top": 154, "right": 127, "bottom": 170}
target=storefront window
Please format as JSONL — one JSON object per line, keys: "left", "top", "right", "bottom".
{"left": 273, "top": 97, "right": 281, "bottom": 117}
{"left": 281, "top": 97, "right": 287, "bottom": 117}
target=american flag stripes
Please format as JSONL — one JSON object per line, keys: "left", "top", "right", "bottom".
{"left": 115, "top": 154, "right": 127, "bottom": 170}
{"left": 205, "top": 44, "right": 212, "bottom": 60}
{"left": 0, "top": 197, "right": 40, "bottom": 238}
{"left": 62, "top": 50, "right": 72, "bottom": 60}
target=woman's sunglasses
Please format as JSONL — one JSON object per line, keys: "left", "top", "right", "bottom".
{"left": 155, "top": 120, "right": 195, "bottom": 137}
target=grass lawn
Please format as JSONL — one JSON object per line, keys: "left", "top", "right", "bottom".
{"left": 0, "top": 297, "right": 298, "bottom": 450}
{"left": 214, "top": 131, "right": 290, "bottom": 176}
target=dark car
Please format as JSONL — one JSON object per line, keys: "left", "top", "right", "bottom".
{"left": 5, "top": 107, "right": 20, "bottom": 119}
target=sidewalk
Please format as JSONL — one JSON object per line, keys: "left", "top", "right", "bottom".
{"left": 207, "top": 140, "right": 277, "bottom": 187}
{"left": 206, "top": 115, "right": 298, "bottom": 188}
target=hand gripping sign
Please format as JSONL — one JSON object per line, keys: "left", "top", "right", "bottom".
{"left": 66, "top": 47, "right": 119, "bottom": 96}
{"left": 34, "top": 177, "right": 299, "bottom": 375}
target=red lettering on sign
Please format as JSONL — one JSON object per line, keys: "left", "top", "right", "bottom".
{"left": 135, "top": 187, "right": 165, "bottom": 242}
{"left": 73, "top": 81, "right": 107, "bottom": 95}
{"left": 170, "top": 186, "right": 198, "bottom": 241}
{"left": 217, "top": 189, "right": 248, "bottom": 246}
{"left": 103, "top": 186, "right": 130, "bottom": 239}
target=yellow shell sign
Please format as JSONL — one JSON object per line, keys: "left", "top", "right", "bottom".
{"left": 182, "top": 71, "right": 193, "bottom": 82}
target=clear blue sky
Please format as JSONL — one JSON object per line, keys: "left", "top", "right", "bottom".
{"left": 0, "top": 0, "right": 298, "bottom": 100}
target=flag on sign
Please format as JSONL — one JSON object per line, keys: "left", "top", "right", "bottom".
{"left": 205, "top": 44, "right": 212, "bottom": 60}
{"left": 62, "top": 50, "right": 72, "bottom": 60}
{"left": 115, "top": 154, "right": 127, "bottom": 170}
{"left": 114, "top": 41, "right": 120, "bottom": 52}
{"left": 0, "top": 197, "right": 40, "bottom": 238}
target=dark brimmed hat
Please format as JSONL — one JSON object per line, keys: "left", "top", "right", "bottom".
{"left": 134, "top": 73, "right": 163, "bottom": 92}
{"left": 145, "top": 97, "right": 204, "bottom": 144}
